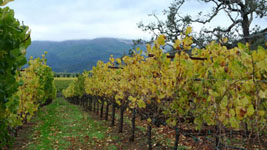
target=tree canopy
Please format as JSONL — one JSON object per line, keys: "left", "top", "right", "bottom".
{"left": 139, "top": 0, "right": 267, "bottom": 48}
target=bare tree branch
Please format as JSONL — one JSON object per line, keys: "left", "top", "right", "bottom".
{"left": 204, "top": 19, "right": 242, "bottom": 33}
{"left": 191, "top": 3, "right": 224, "bottom": 24}
{"left": 138, "top": 0, "right": 267, "bottom": 48}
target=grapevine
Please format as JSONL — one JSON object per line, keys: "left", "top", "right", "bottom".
{"left": 63, "top": 27, "right": 266, "bottom": 149}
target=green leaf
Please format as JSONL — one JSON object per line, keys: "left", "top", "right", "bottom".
{"left": 229, "top": 109, "right": 235, "bottom": 117}
{"left": 242, "top": 96, "right": 249, "bottom": 107}
{"left": 230, "top": 117, "right": 239, "bottom": 128}
{"left": 247, "top": 104, "right": 255, "bottom": 116}
{"left": 220, "top": 97, "right": 228, "bottom": 109}
{"left": 166, "top": 118, "right": 176, "bottom": 127}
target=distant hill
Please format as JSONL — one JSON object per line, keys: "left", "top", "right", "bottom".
{"left": 26, "top": 38, "right": 141, "bottom": 72}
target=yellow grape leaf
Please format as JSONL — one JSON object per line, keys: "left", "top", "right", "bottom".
{"left": 258, "top": 110, "right": 265, "bottom": 117}
{"left": 220, "top": 97, "right": 228, "bottom": 109}
{"left": 183, "top": 36, "right": 193, "bottom": 46}
{"left": 116, "top": 100, "right": 121, "bottom": 106}
{"left": 257, "top": 48, "right": 266, "bottom": 60}
{"left": 257, "top": 60, "right": 267, "bottom": 71}
{"left": 137, "top": 99, "right": 146, "bottom": 108}
{"left": 116, "top": 58, "right": 121, "bottom": 65}
{"left": 184, "top": 45, "right": 191, "bottom": 50}
{"left": 109, "top": 55, "right": 114, "bottom": 63}
{"left": 259, "top": 90, "right": 266, "bottom": 99}
{"left": 185, "top": 26, "right": 192, "bottom": 35}
{"left": 229, "top": 109, "right": 235, "bottom": 117}
{"left": 219, "top": 111, "right": 226, "bottom": 121}
{"left": 173, "top": 39, "right": 181, "bottom": 49}
{"left": 129, "top": 96, "right": 136, "bottom": 103}
{"left": 242, "top": 96, "right": 249, "bottom": 107}
{"left": 230, "top": 117, "right": 239, "bottom": 128}
{"left": 247, "top": 104, "right": 255, "bottom": 116}
{"left": 222, "top": 37, "right": 228, "bottom": 43}
{"left": 157, "top": 35, "right": 166, "bottom": 46}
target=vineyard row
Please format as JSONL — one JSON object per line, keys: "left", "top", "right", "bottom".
{"left": 63, "top": 32, "right": 267, "bottom": 150}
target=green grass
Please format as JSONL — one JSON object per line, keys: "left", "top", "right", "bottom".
{"left": 14, "top": 97, "right": 186, "bottom": 150}
{"left": 23, "top": 97, "right": 116, "bottom": 150}
{"left": 54, "top": 78, "right": 75, "bottom": 93}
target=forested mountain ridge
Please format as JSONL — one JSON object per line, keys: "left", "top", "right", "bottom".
{"left": 26, "top": 38, "right": 137, "bottom": 72}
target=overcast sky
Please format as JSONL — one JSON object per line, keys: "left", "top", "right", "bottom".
{"left": 7, "top": 0, "right": 267, "bottom": 41}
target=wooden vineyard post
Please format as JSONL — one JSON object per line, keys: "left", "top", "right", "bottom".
{"left": 100, "top": 101, "right": 104, "bottom": 118}
{"left": 118, "top": 106, "right": 125, "bottom": 133}
{"left": 147, "top": 124, "right": 152, "bottom": 150}
{"left": 129, "top": 108, "right": 136, "bottom": 142}
{"left": 174, "top": 126, "right": 180, "bottom": 150}
{"left": 105, "top": 103, "right": 110, "bottom": 121}
{"left": 111, "top": 103, "right": 116, "bottom": 126}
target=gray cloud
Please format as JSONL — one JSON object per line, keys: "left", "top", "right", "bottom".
{"left": 7, "top": 0, "right": 267, "bottom": 41}
{"left": 7, "top": 0, "right": 173, "bottom": 41}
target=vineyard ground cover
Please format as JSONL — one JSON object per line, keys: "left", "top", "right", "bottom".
{"left": 12, "top": 97, "right": 110, "bottom": 150}
{"left": 11, "top": 97, "right": 176, "bottom": 150}
{"left": 10, "top": 95, "right": 264, "bottom": 150}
